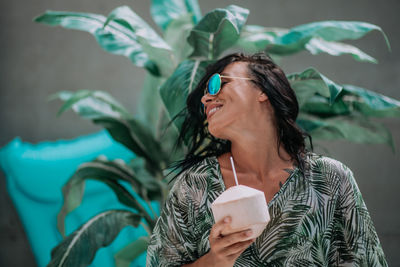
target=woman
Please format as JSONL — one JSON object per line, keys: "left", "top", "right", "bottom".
{"left": 146, "top": 53, "right": 387, "bottom": 266}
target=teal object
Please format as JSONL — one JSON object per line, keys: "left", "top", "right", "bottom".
{"left": 208, "top": 74, "right": 221, "bottom": 95}
{"left": 0, "top": 130, "right": 157, "bottom": 267}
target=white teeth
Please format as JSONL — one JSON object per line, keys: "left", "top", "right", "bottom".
{"left": 209, "top": 106, "right": 221, "bottom": 116}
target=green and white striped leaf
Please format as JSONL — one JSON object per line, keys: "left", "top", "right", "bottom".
{"left": 297, "top": 115, "right": 394, "bottom": 149}
{"left": 136, "top": 73, "right": 166, "bottom": 135}
{"left": 235, "top": 25, "right": 287, "bottom": 53}
{"left": 51, "top": 90, "right": 167, "bottom": 169}
{"left": 187, "top": 5, "right": 249, "bottom": 60}
{"left": 104, "top": 6, "right": 175, "bottom": 77}
{"left": 159, "top": 59, "right": 212, "bottom": 131}
{"left": 271, "top": 20, "right": 390, "bottom": 55}
{"left": 93, "top": 117, "right": 167, "bottom": 173}
{"left": 342, "top": 84, "right": 400, "bottom": 117}
{"left": 305, "top": 38, "right": 377, "bottom": 63}
{"left": 114, "top": 236, "right": 149, "bottom": 267}
{"left": 129, "top": 157, "right": 169, "bottom": 205}
{"left": 300, "top": 95, "right": 350, "bottom": 117}
{"left": 287, "top": 68, "right": 343, "bottom": 106}
{"left": 52, "top": 90, "right": 132, "bottom": 119}
{"left": 34, "top": 11, "right": 161, "bottom": 75}
{"left": 288, "top": 21, "right": 390, "bottom": 45}
{"left": 164, "top": 14, "right": 195, "bottom": 62}
{"left": 150, "top": 0, "right": 201, "bottom": 31}
{"left": 236, "top": 21, "right": 389, "bottom": 59}
{"left": 135, "top": 72, "right": 182, "bottom": 154}
{"left": 299, "top": 85, "right": 400, "bottom": 118}
{"left": 49, "top": 210, "right": 141, "bottom": 267}
{"left": 57, "top": 158, "right": 159, "bottom": 236}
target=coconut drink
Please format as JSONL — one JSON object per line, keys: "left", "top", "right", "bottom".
{"left": 211, "top": 157, "right": 270, "bottom": 240}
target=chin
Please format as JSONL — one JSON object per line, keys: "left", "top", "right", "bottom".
{"left": 208, "top": 122, "right": 217, "bottom": 136}
{"left": 208, "top": 123, "right": 224, "bottom": 139}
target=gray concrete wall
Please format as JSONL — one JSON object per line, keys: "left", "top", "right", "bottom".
{"left": 1, "top": 0, "right": 399, "bottom": 266}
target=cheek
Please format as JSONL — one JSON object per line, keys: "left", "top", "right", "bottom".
{"left": 206, "top": 106, "right": 238, "bottom": 138}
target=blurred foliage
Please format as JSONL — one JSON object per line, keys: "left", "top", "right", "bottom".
{"left": 35, "top": 0, "right": 398, "bottom": 266}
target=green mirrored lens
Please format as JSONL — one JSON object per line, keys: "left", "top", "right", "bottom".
{"left": 208, "top": 74, "right": 221, "bottom": 95}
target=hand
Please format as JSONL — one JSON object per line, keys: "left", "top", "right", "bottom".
{"left": 204, "top": 216, "right": 256, "bottom": 267}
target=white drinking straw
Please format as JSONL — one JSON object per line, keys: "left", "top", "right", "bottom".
{"left": 230, "top": 156, "right": 239, "bottom": 186}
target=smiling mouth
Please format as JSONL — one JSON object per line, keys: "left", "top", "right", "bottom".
{"left": 208, "top": 106, "right": 222, "bottom": 119}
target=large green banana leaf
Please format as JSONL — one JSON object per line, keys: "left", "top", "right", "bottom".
{"left": 57, "top": 158, "right": 160, "bottom": 236}
{"left": 48, "top": 210, "right": 141, "bottom": 267}
{"left": 287, "top": 68, "right": 342, "bottom": 105}
{"left": 36, "top": 2, "right": 400, "bottom": 267}
{"left": 237, "top": 21, "right": 389, "bottom": 59}
{"left": 104, "top": 6, "right": 175, "bottom": 77}
{"left": 164, "top": 14, "right": 196, "bottom": 62}
{"left": 136, "top": 73, "right": 166, "bottom": 135}
{"left": 159, "top": 59, "right": 213, "bottom": 131}
{"left": 150, "top": 0, "right": 201, "bottom": 31}
{"left": 35, "top": 7, "right": 174, "bottom": 76}
{"left": 52, "top": 90, "right": 168, "bottom": 174}
{"left": 287, "top": 69, "right": 400, "bottom": 118}
{"left": 341, "top": 85, "right": 400, "bottom": 117}
{"left": 188, "top": 5, "right": 249, "bottom": 60}
{"left": 114, "top": 236, "right": 150, "bottom": 267}
{"left": 298, "top": 114, "right": 394, "bottom": 149}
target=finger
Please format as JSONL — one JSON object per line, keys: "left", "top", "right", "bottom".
{"left": 210, "top": 216, "right": 231, "bottom": 239}
{"left": 220, "top": 229, "right": 253, "bottom": 247}
{"left": 225, "top": 238, "right": 255, "bottom": 257}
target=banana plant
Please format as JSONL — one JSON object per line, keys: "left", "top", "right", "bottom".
{"left": 34, "top": 0, "right": 400, "bottom": 266}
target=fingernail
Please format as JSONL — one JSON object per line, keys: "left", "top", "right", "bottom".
{"left": 245, "top": 230, "right": 252, "bottom": 236}
{"left": 224, "top": 217, "right": 231, "bottom": 223}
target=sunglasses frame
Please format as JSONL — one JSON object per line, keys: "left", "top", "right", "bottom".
{"left": 204, "top": 73, "right": 252, "bottom": 96}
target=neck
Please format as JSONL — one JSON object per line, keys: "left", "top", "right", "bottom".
{"left": 228, "top": 125, "right": 292, "bottom": 180}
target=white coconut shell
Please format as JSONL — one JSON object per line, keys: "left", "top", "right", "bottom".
{"left": 211, "top": 185, "right": 270, "bottom": 240}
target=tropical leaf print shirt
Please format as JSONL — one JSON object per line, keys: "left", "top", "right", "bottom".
{"left": 147, "top": 153, "right": 387, "bottom": 266}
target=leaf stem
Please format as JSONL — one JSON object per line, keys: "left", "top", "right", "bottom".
{"left": 137, "top": 205, "right": 156, "bottom": 229}
{"left": 140, "top": 221, "right": 152, "bottom": 236}
{"left": 208, "top": 34, "right": 214, "bottom": 60}
{"left": 156, "top": 106, "right": 166, "bottom": 140}
{"left": 145, "top": 198, "right": 158, "bottom": 219}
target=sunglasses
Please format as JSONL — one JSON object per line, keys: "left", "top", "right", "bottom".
{"left": 204, "top": 73, "right": 252, "bottom": 96}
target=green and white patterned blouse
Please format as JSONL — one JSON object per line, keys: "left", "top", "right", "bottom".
{"left": 147, "top": 153, "right": 387, "bottom": 266}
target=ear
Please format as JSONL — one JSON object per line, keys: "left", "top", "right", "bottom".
{"left": 258, "top": 92, "right": 268, "bottom": 102}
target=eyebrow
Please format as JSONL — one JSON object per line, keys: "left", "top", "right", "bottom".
{"left": 220, "top": 72, "right": 231, "bottom": 76}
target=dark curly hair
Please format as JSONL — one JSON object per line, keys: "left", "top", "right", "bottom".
{"left": 172, "top": 52, "right": 311, "bottom": 176}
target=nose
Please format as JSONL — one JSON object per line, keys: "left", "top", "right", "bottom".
{"left": 201, "top": 92, "right": 215, "bottom": 105}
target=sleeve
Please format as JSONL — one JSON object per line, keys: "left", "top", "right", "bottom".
{"left": 146, "top": 176, "right": 197, "bottom": 267}
{"left": 333, "top": 164, "right": 388, "bottom": 266}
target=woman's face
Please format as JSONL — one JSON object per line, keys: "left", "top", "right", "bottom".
{"left": 201, "top": 61, "right": 269, "bottom": 139}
